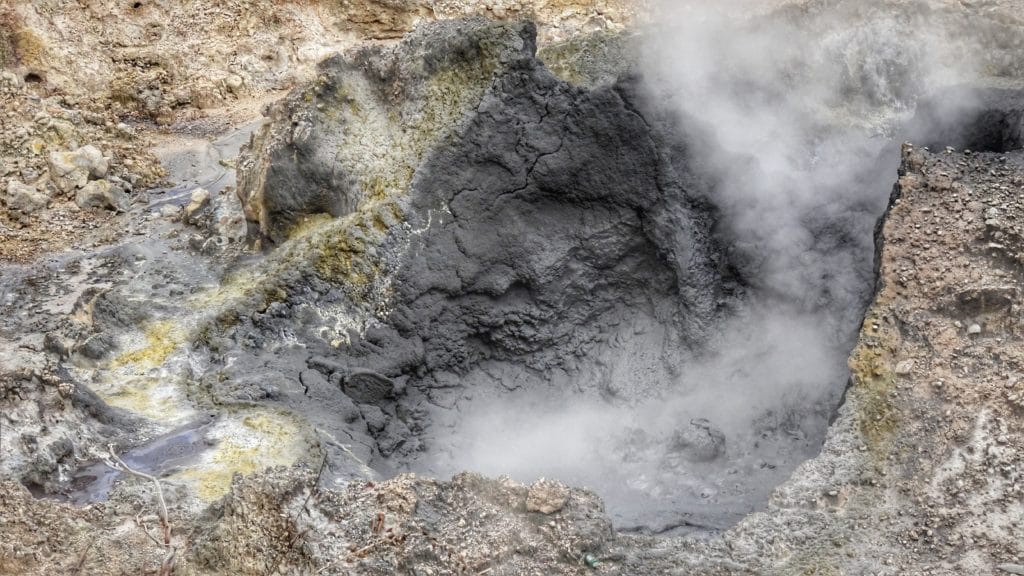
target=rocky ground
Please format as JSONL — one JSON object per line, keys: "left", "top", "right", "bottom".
{"left": 3, "top": 1, "right": 1024, "bottom": 575}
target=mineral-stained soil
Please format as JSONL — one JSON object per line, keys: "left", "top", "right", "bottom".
{"left": 4, "top": 1, "right": 1024, "bottom": 575}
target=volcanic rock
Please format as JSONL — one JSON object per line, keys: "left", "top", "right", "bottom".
{"left": 669, "top": 418, "right": 726, "bottom": 463}
{"left": 184, "top": 187, "right": 211, "bottom": 223}
{"left": 75, "top": 179, "right": 126, "bottom": 211}
{"left": 47, "top": 145, "right": 108, "bottom": 194}
{"left": 4, "top": 179, "right": 48, "bottom": 214}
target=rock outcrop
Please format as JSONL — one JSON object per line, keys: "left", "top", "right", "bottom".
{"left": 47, "top": 145, "right": 108, "bottom": 194}
{"left": 75, "top": 178, "right": 127, "bottom": 211}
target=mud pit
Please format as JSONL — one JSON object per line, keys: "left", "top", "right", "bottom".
{"left": 211, "top": 18, "right": 884, "bottom": 533}
{"left": 6, "top": 2, "right": 1024, "bottom": 574}
{"left": 22, "top": 18, "right": 1020, "bottom": 533}
{"left": 4, "top": 18, "right": 850, "bottom": 531}
{"left": 209, "top": 19, "right": 1024, "bottom": 536}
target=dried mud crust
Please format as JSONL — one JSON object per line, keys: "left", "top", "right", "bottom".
{"left": 0, "top": 207, "right": 122, "bottom": 263}
{"left": 190, "top": 470, "right": 612, "bottom": 575}
{"left": 863, "top": 145, "right": 1024, "bottom": 566}
{"left": 0, "top": 479, "right": 185, "bottom": 576}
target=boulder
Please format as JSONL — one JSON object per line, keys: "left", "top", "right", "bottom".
{"left": 4, "top": 179, "right": 49, "bottom": 214}
{"left": 0, "top": 71, "right": 22, "bottom": 87}
{"left": 670, "top": 419, "right": 726, "bottom": 463}
{"left": 159, "top": 203, "right": 181, "bottom": 219}
{"left": 47, "top": 145, "right": 108, "bottom": 193}
{"left": 183, "top": 187, "right": 211, "bottom": 223}
{"left": 222, "top": 73, "right": 245, "bottom": 95}
{"left": 213, "top": 188, "right": 247, "bottom": 241}
{"left": 75, "top": 179, "right": 127, "bottom": 211}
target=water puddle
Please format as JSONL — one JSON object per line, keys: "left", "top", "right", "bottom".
{"left": 147, "top": 119, "right": 263, "bottom": 210}
{"left": 63, "top": 414, "right": 218, "bottom": 505}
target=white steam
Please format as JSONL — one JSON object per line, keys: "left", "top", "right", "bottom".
{"left": 417, "top": 0, "right": 986, "bottom": 530}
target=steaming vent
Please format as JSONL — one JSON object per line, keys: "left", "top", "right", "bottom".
{"left": 193, "top": 7, "right": 1024, "bottom": 538}
{"left": 909, "top": 87, "right": 1024, "bottom": 153}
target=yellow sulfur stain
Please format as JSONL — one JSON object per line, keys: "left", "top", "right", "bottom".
{"left": 188, "top": 271, "right": 261, "bottom": 309}
{"left": 95, "top": 375, "right": 191, "bottom": 422}
{"left": 176, "top": 411, "right": 307, "bottom": 501}
{"left": 287, "top": 212, "right": 335, "bottom": 240}
{"left": 13, "top": 27, "right": 47, "bottom": 66}
{"left": 848, "top": 311, "right": 900, "bottom": 458}
{"left": 188, "top": 268, "right": 287, "bottom": 314}
{"left": 111, "top": 320, "right": 188, "bottom": 370}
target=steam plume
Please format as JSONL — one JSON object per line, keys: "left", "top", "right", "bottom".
{"left": 418, "top": 0, "right": 983, "bottom": 530}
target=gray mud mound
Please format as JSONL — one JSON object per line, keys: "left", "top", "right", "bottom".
{"left": 221, "top": 18, "right": 841, "bottom": 532}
